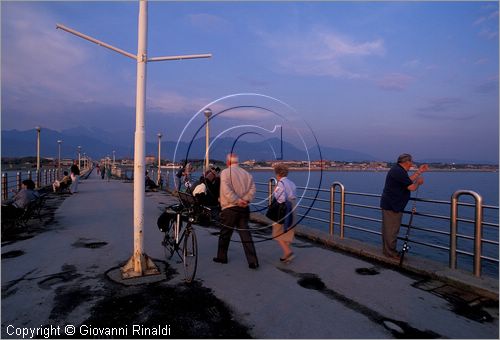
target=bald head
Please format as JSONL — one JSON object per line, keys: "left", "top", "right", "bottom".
{"left": 226, "top": 153, "right": 239, "bottom": 166}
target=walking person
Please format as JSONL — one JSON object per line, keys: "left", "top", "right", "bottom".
{"left": 213, "top": 153, "right": 259, "bottom": 269}
{"left": 70, "top": 160, "right": 80, "bottom": 194}
{"left": 106, "top": 165, "right": 112, "bottom": 182}
{"left": 380, "top": 153, "right": 428, "bottom": 259}
{"left": 271, "top": 163, "right": 297, "bottom": 263}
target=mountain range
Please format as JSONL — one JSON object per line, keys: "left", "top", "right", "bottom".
{"left": 1, "top": 128, "right": 495, "bottom": 164}
{"left": 1, "top": 127, "right": 378, "bottom": 162}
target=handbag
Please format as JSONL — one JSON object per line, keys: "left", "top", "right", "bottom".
{"left": 266, "top": 197, "right": 287, "bottom": 223}
{"left": 266, "top": 181, "right": 288, "bottom": 223}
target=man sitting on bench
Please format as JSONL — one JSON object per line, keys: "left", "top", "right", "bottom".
{"left": 2, "top": 179, "right": 39, "bottom": 220}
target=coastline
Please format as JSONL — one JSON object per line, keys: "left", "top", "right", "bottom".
{"left": 246, "top": 167, "right": 499, "bottom": 173}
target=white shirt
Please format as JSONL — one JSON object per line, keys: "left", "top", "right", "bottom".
{"left": 273, "top": 177, "right": 297, "bottom": 203}
{"left": 192, "top": 183, "right": 206, "bottom": 196}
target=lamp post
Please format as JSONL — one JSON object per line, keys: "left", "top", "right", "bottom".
{"left": 113, "top": 150, "right": 116, "bottom": 167}
{"left": 35, "top": 126, "right": 41, "bottom": 188}
{"left": 157, "top": 133, "right": 162, "bottom": 186}
{"left": 204, "top": 108, "right": 212, "bottom": 174}
{"left": 78, "top": 146, "right": 82, "bottom": 170}
{"left": 57, "top": 140, "right": 62, "bottom": 176}
{"left": 57, "top": 0, "right": 211, "bottom": 278}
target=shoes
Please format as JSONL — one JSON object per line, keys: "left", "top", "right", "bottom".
{"left": 280, "top": 252, "right": 295, "bottom": 263}
{"left": 383, "top": 251, "right": 400, "bottom": 260}
{"left": 213, "top": 257, "right": 227, "bottom": 264}
{"left": 248, "top": 263, "right": 259, "bottom": 269}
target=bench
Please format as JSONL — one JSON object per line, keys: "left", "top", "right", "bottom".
{"left": 1, "top": 193, "right": 47, "bottom": 235}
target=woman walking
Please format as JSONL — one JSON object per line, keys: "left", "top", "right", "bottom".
{"left": 271, "top": 163, "right": 297, "bottom": 263}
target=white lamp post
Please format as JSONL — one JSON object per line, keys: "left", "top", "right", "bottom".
{"left": 57, "top": 140, "right": 62, "bottom": 175}
{"left": 78, "top": 146, "right": 82, "bottom": 169}
{"left": 204, "top": 108, "right": 212, "bottom": 174}
{"left": 57, "top": 0, "right": 211, "bottom": 278}
{"left": 35, "top": 126, "right": 41, "bottom": 187}
{"left": 157, "top": 133, "right": 162, "bottom": 186}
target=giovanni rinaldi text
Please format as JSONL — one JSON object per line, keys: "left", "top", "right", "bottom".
{"left": 5, "top": 324, "right": 171, "bottom": 338}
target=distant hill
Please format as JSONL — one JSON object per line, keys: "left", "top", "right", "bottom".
{"left": 3, "top": 128, "right": 493, "bottom": 164}
{"left": 1, "top": 128, "right": 379, "bottom": 162}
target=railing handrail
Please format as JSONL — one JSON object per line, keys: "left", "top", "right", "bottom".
{"left": 256, "top": 179, "right": 498, "bottom": 278}
{"left": 450, "top": 190, "right": 483, "bottom": 277}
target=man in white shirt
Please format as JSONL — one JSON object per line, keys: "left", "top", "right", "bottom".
{"left": 213, "top": 153, "right": 259, "bottom": 269}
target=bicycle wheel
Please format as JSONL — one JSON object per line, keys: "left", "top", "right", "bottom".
{"left": 162, "top": 218, "right": 177, "bottom": 259}
{"left": 182, "top": 226, "right": 198, "bottom": 283}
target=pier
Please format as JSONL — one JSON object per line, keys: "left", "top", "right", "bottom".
{"left": 1, "top": 169, "right": 498, "bottom": 339}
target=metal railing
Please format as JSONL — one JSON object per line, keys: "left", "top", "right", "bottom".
{"left": 2, "top": 169, "right": 63, "bottom": 199}
{"left": 255, "top": 179, "right": 499, "bottom": 278}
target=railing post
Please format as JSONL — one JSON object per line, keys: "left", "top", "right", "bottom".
{"left": 17, "top": 172, "right": 22, "bottom": 191}
{"left": 44, "top": 169, "right": 48, "bottom": 187}
{"left": 2, "top": 173, "right": 8, "bottom": 201}
{"left": 330, "top": 182, "right": 345, "bottom": 238}
{"left": 268, "top": 178, "right": 276, "bottom": 207}
{"left": 450, "top": 190, "right": 483, "bottom": 277}
{"left": 36, "top": 170, "right": 40, "bottom": 189}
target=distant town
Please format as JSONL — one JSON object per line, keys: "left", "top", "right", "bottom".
{"left": 2, "top": 156, "right": 498, "bottom": 172}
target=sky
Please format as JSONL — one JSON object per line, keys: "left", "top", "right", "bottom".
{"left": 1, "top": 1, "right": 499, "bottom": 163}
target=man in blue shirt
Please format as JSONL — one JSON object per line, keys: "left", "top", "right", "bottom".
{"left": 380, "top": 154, "right": 428, "bottom": 259}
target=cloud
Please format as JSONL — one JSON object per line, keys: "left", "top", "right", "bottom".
{"left": 215, "top": 107, "right": 274, "bottom": 121}
{"left": 416, "top": 97, "right": 477, "bottom": 120}
{"left": 473, "top": 10, "right": 499, "bottom": 25}
{"left": 1, "top": 4, "right": 132, "bottom": 107}
{"left": 147, "top": 90, "right": 204, "bottom": 114}
{"left": 403, "top": 59, "right": 421, "bottom": 68}
{"left": 475, "top": 75, "right": 499, "bottom": 94}
{"left": 258, "top": 26, "right": 385, "bottom": 79}
{"left": 478, "top": 28, "right": 499, "bottom": 40}
{"left": 186, "top": 13, "right": 230, "bottom": 32}
{"left": 474, "top": 58, "right": 489, "bottom": 65}
{"left": 474, "top": 10, "right": 499, "bottom": 40}
{"left": 375, "top": 73, "right": 413, "bottom": 91}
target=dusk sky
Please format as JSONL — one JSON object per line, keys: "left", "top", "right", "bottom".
{"left": 2, "top": 1, "right": 499, "bottom": 163}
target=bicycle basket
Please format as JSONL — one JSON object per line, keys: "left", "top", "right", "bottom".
{"left": 156, "top": 204, "right": 182, "bottom": 232}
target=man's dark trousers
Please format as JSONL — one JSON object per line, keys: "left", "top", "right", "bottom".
{"left": 217, "top": 206, "right": 258, "bottom": 265}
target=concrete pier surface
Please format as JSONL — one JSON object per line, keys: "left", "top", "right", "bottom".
{"left": 1, "top": 170, "right": 498, "bottom": 339}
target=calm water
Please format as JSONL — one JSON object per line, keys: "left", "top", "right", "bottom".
{"left": 247, "top": 170, "right": 499, "bottom": 278}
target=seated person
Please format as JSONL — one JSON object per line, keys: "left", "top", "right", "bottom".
{"left": 205, "top": 168, "right": 221, "bottom": 207}
{"left": 192, "top": 176, "right": 207, "bottom": 204}
{"left": 145, "top": 174, "right": 159, "bottom": 190}
{"left": 2, "top": 179, "right": 39, "bottom": 219}
{"left": 53, "top": 171, "right": 72, "bottom": 193}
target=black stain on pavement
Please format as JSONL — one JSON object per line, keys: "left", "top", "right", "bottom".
{"left": 355, "top": 267, "right": 380, "bottom": 275}
{"left": 1, "top": 250, "right": 25, "bottom": 259}
{"left": 278, "top": 268, "right": 441, "bottom": 338}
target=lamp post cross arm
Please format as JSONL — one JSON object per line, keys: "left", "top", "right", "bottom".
{"left": 56, "top": 23, "right": 211, "bottom": 63}
{"left": 56, "top": 24, "right": 137, "bottom": 60}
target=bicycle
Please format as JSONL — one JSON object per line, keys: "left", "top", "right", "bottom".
{"left": 159, "top": 192, "right": 199, "bottom": 283}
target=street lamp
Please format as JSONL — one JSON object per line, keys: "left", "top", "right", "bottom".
{"left": 204, "top": 108, "right": 212, "bottom": 174}
{"left": 157, "top": 133, "right": 162, "bottom": 186}
{"left": 57, "top": 140, "right": 62, "bottom": 175}
{"left": 78, "top": 146, "right": 82, "bottom": 169}
{"left": 35, "top": 126, "right": 41, "bottom": 187}
{"left": 113, "top": 150, "right": 116, "bottom": 167}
